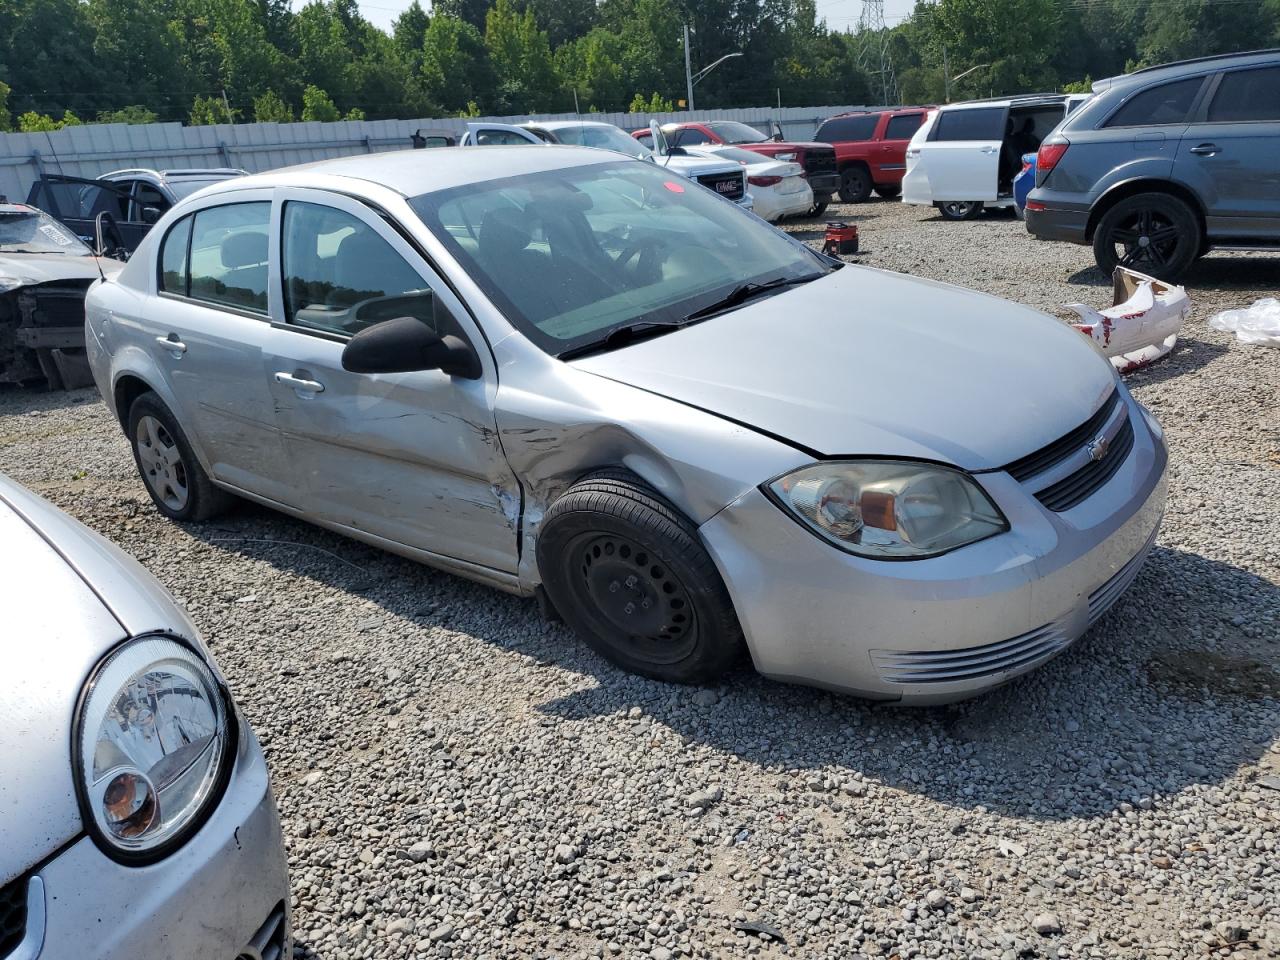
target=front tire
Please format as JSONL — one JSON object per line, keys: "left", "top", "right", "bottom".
{"left": 936, "top": 200, "right": 984, "bottom": 221}
{"left": 127, "top": 392, "right": 232, "bottom": 522}
{"left": 838, "top": 167, "right": 872, "bottom": 203}
{"left": 1092, "top": 192, "right": 1199, "bottom": 280}
{"left": 537, "top": 470, "right": 743, "bottom": 684}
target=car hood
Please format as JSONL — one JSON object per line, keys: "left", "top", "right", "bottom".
{"left": 0, "top": 251, "right": 121, "bottom": 285}
{"left": 572, "top": 266, "right": 1116, "bottom": 470}
{"left": 0, "top": 476, "right": 202, "bottom": 885}
{"left": 661, "top": 154, "right": 743, "bottom": 178}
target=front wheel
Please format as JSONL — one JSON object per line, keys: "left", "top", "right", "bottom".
{"left": 936, "top": 200, "right": 984, "bottom": 221}
{"left": 127, "top": 392, "right": 232, "bottom": 522}
{"left": 1092, "top": 192, "right": 1199, "bottom": 280}
{"left": 537, "top": 470, "right": 743, "bottom": 684}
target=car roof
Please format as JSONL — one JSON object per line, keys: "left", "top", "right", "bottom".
{"left": 1094, "top": 47, "right": 1280, "bottom": 92}
{"left": 940, "top": 93, "right": 1072, "bottom": 111}
{"left": 185, "top": 146, "right": 624, "bottom": 200}
{"left": 103, "top": 167, "right": 248, "bottom": 182}
{"left": 532, "top": 119, "right": 617, "bottom": 132}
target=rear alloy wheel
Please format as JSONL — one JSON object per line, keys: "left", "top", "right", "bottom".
{"left": 838, "top": 167, "right": 872, "bottom": 203}
{"left": 936, "top": 200, "right": 984, "bottom": 221}
{"left": 128, "top": 392, "right": 232, "bottom": 522}
{"left": 1092, "top": 192, "right": 1199, "bottom": 280}
{"left": 537, "top": 470, "right": 743, "bottom": 684}
{"left": 873, "top": 184, "right": 901, "bottom": 199}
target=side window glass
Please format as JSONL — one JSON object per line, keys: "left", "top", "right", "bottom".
{"left": 282, "top": 201, "right": 433, "bottom": 338}
{"left": 475, "top": 130, "right": 531, "bottom": 145}
{"left": 159, "top": 215, "right": 193, "bottom": 295}
{"left": 1207, "top": 66, "right": 1280, "bottom": 122}
{"left": 885, "top": 113, "right": 924, "bottom": 140}
{"left": 1105, "top": 77, "right": 1204, "bottom": 127}
{"left": 933, "top": 107, "right": 1005, "bottom": 141}
{"left": 187, "top": 202, "right": 271, "bottom": 313}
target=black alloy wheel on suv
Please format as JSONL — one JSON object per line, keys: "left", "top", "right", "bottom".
{"left": 1092, "top": 192, "right": 1200, "bottom": 279}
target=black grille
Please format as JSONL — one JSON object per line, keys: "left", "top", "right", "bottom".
{"left": 1004, "top": 390, "right": 1120, "bottom": 483}
{"left": 802, "top": 146, "right": 837, "bottom": 176}
{"left": 695, "top": 171, "right": 745, "bottom": 202}
{"left": 0, "top": 876, "right": 27, "bottom": 957}
{"left": 1035, "top": 414, "right": 1134, "bottom": 512}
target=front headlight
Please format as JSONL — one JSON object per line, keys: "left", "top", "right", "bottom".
{"left": 0, "top": 276, "right": 36, "bottom": 293}
{"left": 775, "top": 152, "right": 798, "bottom": 162}
{"left": 767, "top": 460, "right": 1008, "bottom": 559}
{"left": 76, "top": 634, "right": 234, "bottom": 860}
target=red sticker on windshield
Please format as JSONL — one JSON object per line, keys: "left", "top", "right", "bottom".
{"left": 663, "top": 181, "right": 685, "bottom": 193}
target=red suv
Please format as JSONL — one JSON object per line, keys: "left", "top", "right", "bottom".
{"left": 813, "top": 108, "right": 933, "bottom": 203}
{"left": 634, "top": 121, "right": 840, "bottom": 215}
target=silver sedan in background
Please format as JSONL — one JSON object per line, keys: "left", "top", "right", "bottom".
{"left": 85, "top": 145, "right": 1166, "bottom": 704}
{"left": 0, "top": 474, "right": 289, "bottom": 959}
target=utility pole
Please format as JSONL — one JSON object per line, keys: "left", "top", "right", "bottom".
{"left": 684, "top": 25, "right": 695, "bottom": 112}
{"left": 943, "top": 46, "right": 950, "bottom": 103}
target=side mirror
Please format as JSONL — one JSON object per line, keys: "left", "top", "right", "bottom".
{"left": 341, "top": 315, "right": 481, "bottom": 379}
{"left": 140, "top": 206, "right": 162, "bottom": 224}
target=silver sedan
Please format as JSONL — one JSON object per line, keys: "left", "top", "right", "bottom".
{"left": 85, "top": 146, "right": 1167, "bottom": 704}
{"left": 0, "top": 474, "right": 289, "bottom": 958}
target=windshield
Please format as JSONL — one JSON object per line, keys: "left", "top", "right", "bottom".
{"left": 706, "top": 121, "right": 769, "bottom": 144}
{"left": 0, "top": 208, "right": 92, "bottom": 255}
{"left": 410, "top": 160, "right": 828, "bottom": 356}
{"left": 548, "top": 124, "right": 651, "bottom": 160}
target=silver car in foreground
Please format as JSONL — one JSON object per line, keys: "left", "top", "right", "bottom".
{"left": 0, "top": 475, "right": 289, "bottom": 958}
{"left": 85, "top": 146, "right": 1167, "bottom": 704}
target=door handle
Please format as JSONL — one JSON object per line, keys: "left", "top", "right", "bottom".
{"left": 274, "top": 371, "right": 326, "bottom": 394}
{"left": 1189, "top": 143, "right": 1220, "bottom": 156}
{"left": 979, "top": 145, "right": 999, "bottom": 154}
{"left": 156, "top": 335, "right": 186, "bottom": 355}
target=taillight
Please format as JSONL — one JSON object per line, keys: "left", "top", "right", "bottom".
{"left": 1025, "top": 199, "right": 1047, "bottom": 212}
{"left": 1037, "top": 141, "right": 1070, "bottom": 173}
{"left": 748, "top": 175, "right": 783, "bottom": 187}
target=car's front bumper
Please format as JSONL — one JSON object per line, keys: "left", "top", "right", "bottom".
{"left": 26, "top": 724, "right": 290, "bottom": 959}
{"left": 700, "top": 394, "right": 1168, "bottom": 704}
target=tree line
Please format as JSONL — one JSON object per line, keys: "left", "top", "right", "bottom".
{"left": 0, "top": 0, "right": 1275, "bottom": 132}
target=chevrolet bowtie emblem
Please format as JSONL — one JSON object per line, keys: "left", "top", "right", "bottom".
{"left": 1087, "top": 433, "right": 1110, "bottom": 462}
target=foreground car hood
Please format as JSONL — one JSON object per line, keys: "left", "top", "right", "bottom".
{"left": 573, "top": 266, "right": 1116, "bottom": 469}
{"left": 0, "top": 252, "right": 119, "bottom": 285}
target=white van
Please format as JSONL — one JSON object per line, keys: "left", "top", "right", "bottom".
{"left": 902, "top": 93, "right": 1090, "bottom": 220}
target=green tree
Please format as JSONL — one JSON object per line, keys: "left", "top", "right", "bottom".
{"left": 628, "top": 90, "right": 675, "bottom": 112}
{"left": 96, "top": 105, "right": 159, "bottom": 124}
{"left": 17, "top": 111, "right": 59, "bottom": 132}
{"left": 0, "top": 0, "right": 100, "bottom": 118}
{"left": 419, "top": 15, "right": 494, "bottom": 113}
{"left": 557, "top": 28, "right": 628, "bottom": 111}
{"left": 0, "top": 81, "right": 11, "bottom": 132}
{"left": 253, "top": 89, "right": 295, "bottom": 122}
{"left": 344, "top": 106, "right": 366, "bottom": 120}
{"left": 517, "top": 0, "right": 597, "bottom": 47}
{"left": 485, "top": 0, "right": 562, "bottom": 112}
{"left": 432, "top": 0, "right": 490, "bottom": 30}
{"left": 301, "top": 84, "right": 340, "bottom": 121}
{"left": 393, "top": 0, "right": 430, "bottom": 73}
{"left": 189, "top": 94, "right": 233, "bottom": 125}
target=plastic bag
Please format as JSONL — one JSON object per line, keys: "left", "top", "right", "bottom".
{"left": 1208, "top": 298, "right": 1280, "bottom": 347}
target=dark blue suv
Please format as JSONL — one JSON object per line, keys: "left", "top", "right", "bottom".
{"left": 1026, "top": 49, "right": 1280, "bottom": 279}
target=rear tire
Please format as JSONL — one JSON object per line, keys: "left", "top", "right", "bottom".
{"left": 127, "top": 392, "right": 232, "bottom": 522}
{"left": 537, "top": 470, "right": 743, "bottom": 684}
{"left": 1092, "top": 192, "right": 1200, "bottom": 281}
{"left": 808, "top": 199, "right": 830, "bottom": 218}
{"left": 838, "top": 167, "right": 872, "bottom": 203}
{"left": 936, "top": 200, "right": 984, "bottom": 221}
{"left": 873, "top": 184, "right": 901, "bottom": 199}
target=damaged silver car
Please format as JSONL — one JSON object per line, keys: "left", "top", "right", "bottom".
{"left": 85, "top": 147, "right": 1167, "bottom": 704}
{"left": 0, "top": 202, "right": 120, "bottom": 389}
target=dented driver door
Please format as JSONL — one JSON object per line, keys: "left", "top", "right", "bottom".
{"left": 261, "top": 187, "right": 519, "bottom": 575}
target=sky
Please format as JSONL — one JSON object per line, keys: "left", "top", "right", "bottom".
{"left": 316, "top": 0, "right": 920, "bottom": 35}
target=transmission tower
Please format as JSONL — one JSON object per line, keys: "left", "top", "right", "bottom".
{"left": 855, "top": 0, "right": 898, "bottom": 106}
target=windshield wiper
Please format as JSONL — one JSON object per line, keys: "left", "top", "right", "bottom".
{"left": 558, "top": 320, "right": 687, "bottom": 361}
{"left": 682, "top": 274, "right": 824, "bottom": 324}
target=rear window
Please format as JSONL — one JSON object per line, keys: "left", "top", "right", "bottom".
{"left": 1207, "top": 66, "right": 1280, "bottom": 122}
{"left": 885, "top": 113, "right": 925, "bottom": 140}
{"left": 932, "top": 107, "right": 1005, "bottom": 141}
{"left": 1104, "top": 77, "right": 1204, "bottom": 127}
{"left": 816, "top": 114, "right": 878, "bottom": 142}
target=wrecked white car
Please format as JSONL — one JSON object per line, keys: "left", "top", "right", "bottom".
{"left": 0, "top": 202, "right": 121, "bottom": 389}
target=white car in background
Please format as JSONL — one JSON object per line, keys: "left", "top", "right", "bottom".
{"left": 902, "top": 94, "right": 1090, "bottom": 220}
{"left": 461, "top": 120, "right": 752, "bottom": 209}
{"left": 685, "top": 145, "right": 813, "bottom": 222}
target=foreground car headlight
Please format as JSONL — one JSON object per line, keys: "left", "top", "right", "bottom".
{"left": 767, "top": 461, "right": 1008, "bottom": 559}
{"left": 76, "top": 634, "right": 234, "bottom": 860}
{"left": 0, "top": 276, "right": 37, "bottom": 293}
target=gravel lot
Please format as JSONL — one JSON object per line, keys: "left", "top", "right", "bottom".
{"left": 3, "top": 198, "right": 1279, "bottom": 960}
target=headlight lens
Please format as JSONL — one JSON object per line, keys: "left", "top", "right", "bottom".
{"left": 77, "top": 635, "right": 232, "bottom": 858}
{"left": 0, "top": 276, "right": 36, "bottom": 293}
{"left": 768, "top": 461, "right": 1008, "bottom": 559}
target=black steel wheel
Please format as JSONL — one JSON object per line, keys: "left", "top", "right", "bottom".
{"left": 838, "top": 166, "right": 872, "bottom": 203}
{"left": 1093, "top": 192, "right": 1199, "bottom": 280}
{"left": 537, "top": 470, "right": 743, "bottom": 683}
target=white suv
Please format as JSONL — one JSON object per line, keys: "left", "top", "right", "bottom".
{"left": 902, "top": 94, "right": 1090, "bottom": 220}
